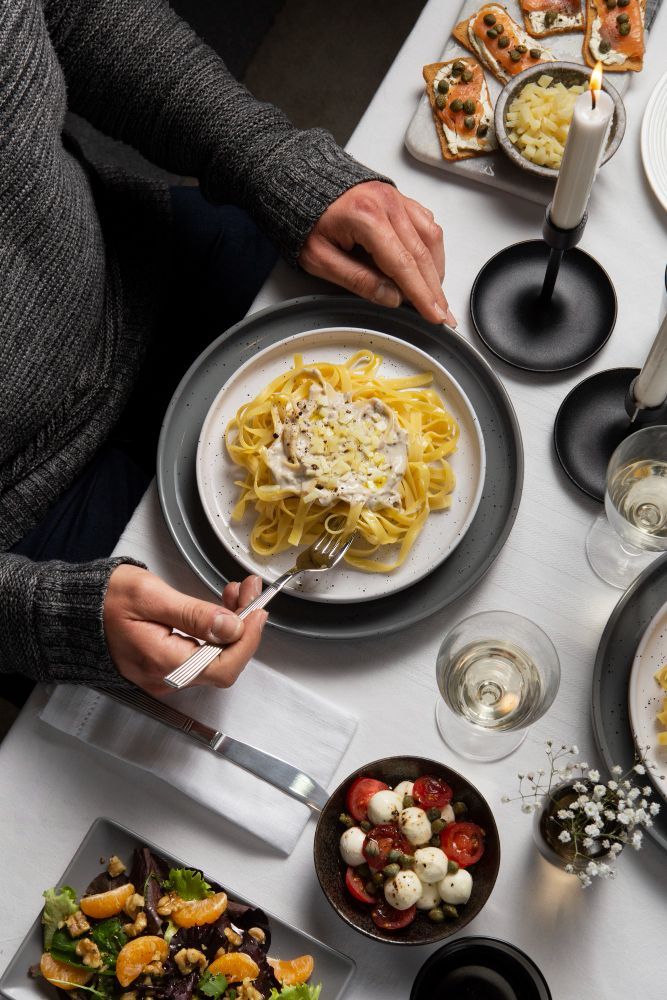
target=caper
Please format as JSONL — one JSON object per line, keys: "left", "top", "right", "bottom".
{"left": 437, "top": 77, "right": 450, "bottom": 94}
{"left": 617, "top": 12, "right": 630, "bottom": 21}
{"left": 476, "top": 123, "right": 489, "bottom": 138}
{"left": 382, "top": 863, "right": 400, "bottom": 878}
{"left": 403, "top": 794, "right": 415, "bottom": 809}
{"left": 487, "top": 27, "right": 498, "bottom": 38}
{"left": 510, "top": 49, "right": 522, "bottom": 62}
{"left": 544, "top": 10, "right": 557, "bottom": 24}
{"left": 339, "top": 812, "right": 354, "bottom": 828}
{"left": 495, "top": 23, "right": 505, "bottom": 34}
{"left": 364, "top": 880, "right": 378, "bottom": 896}
{"left": 452, "top": 801, "right": 467, "bottom": 817}
{"left": 435, "top": 94, "right": 447, "bottom": 110}
{"left": 463, "top": 99, "right": 476, "bottom": 114}
{"left": 618, "top": 21, "right": 631, "bottom": 33}
{"left": 428, "top": 907, "right": 445, "bottom": 923}
{"left": 497, "top": 35, "right": 510, "bottom": 48}
{"left": 606, "top": 0, "right": 618, "bottom": 6}
{"left": 372, "top": 871, "right": 384, "bottom": 886}
{"left": 357, "top": 863, "right": 371, "bottom": 878}
{"left": 452, "top": 61, "right": 465, "bottom": 75}
{"left": 618, "top": 0, "right": 629, "bottom": 5}
{"left": 447, "top": 859, "right": 460, "bottom": 875}
{"left": 450, "top": 98, "right": 464, "bottom": 112}
{"left": 599, "top": 39, "right": 611, "bottom": 51}
{"left": 431, "top": 818, "right": 445, "bottom": 834}
{"left": 530, "top": 48, "right": 542, "bottom": 58}
{"left": 483, "top": 12, "right": 496, "bottom": 24}
{"left": 365, "top": 838, "right": 380, "bottom": 858}
{"left": 360, "top": 819, "right": 372, "bottom": 832}
{"left": 399, "top": 853, "right": 415, "bottom": 869}
{"left": 442, "top": 904, "right": 459, "bottom": 920}
{"left": 427, "top": 807, "right": 441, "bottom": 822}
{"left": 462, "top": 68, "right": 474, "bottom": 82}
{"left": 388, "top": 849, "right": 402, "bottom": 863}
{"left": 516, "top": 44, "right": 527, "bottom": 53}
{"left": 429, "top": 834, "right": 441, "bottom": 847}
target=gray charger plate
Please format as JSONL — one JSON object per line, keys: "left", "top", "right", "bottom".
{"left": 156, "top": 295, "right": 524, "bottom": 640}
{"left": 0, "top": 817, "right": 356, "bottom": 1000}
{"left": 592, "top": 554, "right": 667, "bottom": 852}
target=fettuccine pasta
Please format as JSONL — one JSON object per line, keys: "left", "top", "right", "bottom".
{"left": 225, "top": 350, "right": 459, "bottom": 572}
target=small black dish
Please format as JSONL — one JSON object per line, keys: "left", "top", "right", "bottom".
{"left": 411, "top": 936, "right": 551, "bottom": 1000}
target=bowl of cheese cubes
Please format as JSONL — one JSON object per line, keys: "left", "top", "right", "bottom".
{"left": 494, "top": 62, "right": 625, "bottom": 179}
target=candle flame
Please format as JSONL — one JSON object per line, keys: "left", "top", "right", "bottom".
{"left": 590, "top": 62, "right": 603, "bottom": 108}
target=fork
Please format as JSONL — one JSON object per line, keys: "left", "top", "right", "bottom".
{"left": 164, "top": 524, "right": 357, "bottom": 689}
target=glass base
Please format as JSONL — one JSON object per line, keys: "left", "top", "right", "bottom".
{"left": 586, "top": 513, "right": 658, "bottom": 589}
{"left": 435, "top": 699, "right": 528, "bottom": 762}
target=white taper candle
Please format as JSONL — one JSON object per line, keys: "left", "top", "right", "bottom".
{"left": 634, "top": 311, "right": 667, "bottom": 409}
{"left": 550, "top": 76, "right": 613, "bottom": 231}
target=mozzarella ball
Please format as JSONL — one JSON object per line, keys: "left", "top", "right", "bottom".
{"left": 367, "top": 789, "right": 402, "bottom": 825}
{"left": 415, "top": 881, "right": 440, "bottom": 911}
{"left": 383, "top": 870, "right": 422, "bottom": 911}
{"left": 438, "top": 868, "right": 473, "bottom": 905}
{"left": 393, "top": 780, "right": 414, "bottom": 801}
{"left": 339, "top": 827, "right": 366, "bottom": 867}
{"left": 399, "top": 807, "right": 432, "bottom": 846}
{"left": 413, "top": 847, "right": 449, "bottom": 885}
{"left": 441, "top": 804, "right": 455, "bottom": 824}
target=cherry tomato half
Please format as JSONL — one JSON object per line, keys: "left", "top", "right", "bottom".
{"left": 346, "top": 776, "right": 389, "bottom": 822}
{"left": 413, "top": 775, "right": 453, "bottom": 811}
{"left": 344, "top": 866, "right": 375, "bottom": 905}
{"left": 362, "top": 824, "right": 413, "bottom": 872}
{"left": 440, "top": 821, "right": 485, "bottom": 867}
{"left": 371, "top": 899, "right": 417, "bottom": 931}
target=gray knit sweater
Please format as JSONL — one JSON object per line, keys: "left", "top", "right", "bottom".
{"left": 0, "top": 0, "right": 383, "bottom": 687}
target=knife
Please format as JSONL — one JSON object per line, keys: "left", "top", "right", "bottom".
{"left": 95, "top": 685, "right": 330, "bottom": 811}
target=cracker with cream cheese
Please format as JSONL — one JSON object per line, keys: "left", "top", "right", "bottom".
{"left": 453, "top": 4, "right": 555, "bottom": 83}
{"left": 423, "top": 58, "right": 497, "bottom": 162}
{"left": 583, "top": 0, "right": 645, "bottom": 71}
{"left": 520, "top": 0, "right": 584, "bottom": 37}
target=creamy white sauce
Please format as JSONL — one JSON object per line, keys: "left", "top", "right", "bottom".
{"left": 433, "top": 65, "right": 496, "bottom": 155}
{"left": 589, "top": 15, "right": 632, "bottom": 64}
{"left": 265, "top": 377, "right": 408, "bottom": 509}
{"left": 467, "top": 7, "right": 554, "bottom": 82}
{"left": 528, "top": 10, "right": 583, "bottom": 32}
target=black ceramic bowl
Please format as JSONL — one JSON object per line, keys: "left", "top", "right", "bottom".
{"left": 313, "top": 755, "right": 500, "bottom": 946}
{"left": 411, "top": 936, "right": 552, "bottom": 1000}
{"left": 494, "top": 61, "right": 625, "bottom": 180}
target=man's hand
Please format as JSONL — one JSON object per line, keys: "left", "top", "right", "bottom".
{"left": 104, "top": 565, "right": 267, "bottom": 695}
{"left": 298, "top": 181, "right": 456, "bottom": 327}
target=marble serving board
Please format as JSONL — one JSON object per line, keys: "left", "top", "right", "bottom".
{"left": 405, "top": 0, "right": 654, "bottom": 205}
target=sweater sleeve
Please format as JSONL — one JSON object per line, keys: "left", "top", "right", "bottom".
{"left": 42, "top": 0, "right": 391, "bottom": 263}
{"left": 0, "top": 554, "right": 144, "bottom": 687}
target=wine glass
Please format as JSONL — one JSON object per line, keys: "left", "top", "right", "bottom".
{"left": 586, "top": 425, "right": 667, "bottom": 589}
{"left": 435, "top": 611, "right": 561, "bottom": 762}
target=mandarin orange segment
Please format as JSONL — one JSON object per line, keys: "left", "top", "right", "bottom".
{"left": 207, "top": 953, "right": 260, "bottom": 984}
{"left": 267, "top": 955, "right": 314, "bottom": 986}
{"left": 115, "top": 935, "right": 169, "bottom": 987}
{"left": 171, "top": 891, "right": 227, "bottom": 927}
{"left": 80, "top": 882, "right": 135, "bottom": 919}
{"left": 39, "top": 953, "right": 93, "bottom": 991}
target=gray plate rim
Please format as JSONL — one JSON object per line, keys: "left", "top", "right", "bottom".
{"left": 592, "top": 553, "right": 667, "bottom": 852}
{"left": 0, "top": 816, "right": 356, "bottom": 1000}
{"left": 156, "top": 295, "right": 524, "bottom": 641}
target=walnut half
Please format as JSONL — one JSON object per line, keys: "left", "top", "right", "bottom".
{"left": 107, "top": 856, "right": 127, "bottom": 877}
{"left": 75, "top": 939, "right": 102, "bottom": 969}
{"left": 65, "top": 911, "right": 90, "bottom": 938}
{"left": 173, "top": 949, "right": 208, "bottom": 976}
{"left": 122, "top": 911, "right": 147, "bottom": 938}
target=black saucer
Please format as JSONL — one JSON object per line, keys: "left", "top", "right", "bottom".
{"left": 411, "top": 936, "right": 551, "bottom": 1000}
{"left": 554, "top": 367, "right": 667, "bottom": 502}
{"left": 470, "top": 240, "right": 617, "bottom": 373}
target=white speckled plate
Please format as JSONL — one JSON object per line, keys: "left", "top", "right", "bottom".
{"left": 628, "top": 600, "right": 667, "bottom": 803}
{"left": 196, "top": 327, "right": 486, "bottom": 604}
{"left": 641, "top": 69, "right": 667, "bottom": 214}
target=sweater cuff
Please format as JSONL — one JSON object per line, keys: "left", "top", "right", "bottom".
{"left": 0, "top": 555, "right": 145, "bottom": 687}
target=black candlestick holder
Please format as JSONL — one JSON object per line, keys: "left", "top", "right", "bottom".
{"left": 470, "top": 204, "right": 617, "bottom": 373}
{"left": 554, "top": 368, "right": 667, "bottom": 501}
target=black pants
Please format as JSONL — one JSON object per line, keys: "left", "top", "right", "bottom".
{"left": 5, "top": 187, "right": 278, "bottom": 705}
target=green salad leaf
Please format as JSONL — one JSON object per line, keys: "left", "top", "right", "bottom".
{"left": 197, "top": 970, "right": 228, "bottom": 999}
{"left": 49, "top": 928, "right": 86, "bottom": 968}
{"left": 90, "top": 918, "right": 127, "bottom": 967}
{"left": 42, "top": 887, "right": 78, "bottom": 949}
{"left": 268, "top": 986, "right": 322, "bottom": 1000}
{"left": 163, "top": 868, "right": 213, "bottom": 901}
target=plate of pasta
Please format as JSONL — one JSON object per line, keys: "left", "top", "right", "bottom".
{"left": 196, "top": 328, "right": 485, "bottom": 603}
{"left": 628, "top": 600, "right": 667, "bottom": 803}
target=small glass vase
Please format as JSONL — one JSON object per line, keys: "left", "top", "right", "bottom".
{"left": 532, "top": 780, "right": 615, "bottom": 873}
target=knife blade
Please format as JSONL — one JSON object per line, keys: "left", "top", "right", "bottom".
{"left": 96, "top": 685, "right": 330, "bottom": 811}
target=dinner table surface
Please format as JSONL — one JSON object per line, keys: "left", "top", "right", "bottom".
{"left": 2, "top": 3, "right": 667, "bottom": 998}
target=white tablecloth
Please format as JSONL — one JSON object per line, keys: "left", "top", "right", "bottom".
{"left": 1, "top": 3, "right": 666, "bottom": 997}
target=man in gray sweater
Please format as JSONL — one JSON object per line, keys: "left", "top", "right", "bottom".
{"left": 0, "top": 0, "right": 452, "bottom": 697}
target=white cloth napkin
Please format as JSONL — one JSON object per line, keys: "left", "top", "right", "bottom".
{"left": 40, "top": 665, "right": 356, "bottom": 855}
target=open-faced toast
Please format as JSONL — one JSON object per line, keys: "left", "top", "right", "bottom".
{"left": 520, "top": 0, "right": 584, "bottom": 37}
{"left": 453, "top": 4, "right": 556, "bottom": 83}
{"left": 583, "top": 0, "right": 645, "bottom": 71}
{"left": 423, "top": 57, "right": 497, "bottom": 161}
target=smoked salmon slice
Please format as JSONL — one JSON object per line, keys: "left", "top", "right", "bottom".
{"left": 423, "top": 58, "right": 497, "bottom": 161}
{"left": 453, "top": 4, "right": 555, "bottom": 83}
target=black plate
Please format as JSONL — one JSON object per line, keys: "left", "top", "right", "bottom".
{"left": 411, "top": 936, "right": 551, "bottom": 999}
{"left": 592, "top": 553, "right": 667, "bottom": 851}
{"left": 156, "top": 295, "right": 523, "bottom": 640}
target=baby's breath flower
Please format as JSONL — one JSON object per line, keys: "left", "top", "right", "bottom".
{"left": 634, "top": 764, "right": 646, "bottom": 775}
{"left": 584, "top": 824, "right": 600, "bottom": 837}
{"left": 570, "top": 745, "right": 579, "bottom": 754}
{"left": 583, "top": 837, "right": 594, "bottom": 848}
{"left": 501, "top": 795, "right": 510, "bottom": 803}
{"left": 610, "top": 843, "right": 623, "bottom": 855}
{"left": 612, "top": 765, "right": 623, "bottom": 776}
{"left": 593, "top": 784, "right": 606, "bottom": 800}
{"left": 608, "top": 780, "right": 618, "bottom": 791}
{"left": 631, "top": 831, "right": 643, "bottom": 849}
{"left": 573, "top": 782, "right": 588, "bottom": 794}
{"left": 650, "top": 802, "right": 661, "bottom": 816}
{"left": 642, "top": 786, "right": 652, "bottom": 796}
{"left": 521, "top": 803, "right": 533, "bottom": 814}
{"left": 558, "top": 830, "right": 571, "bottom": 843}
{"left": 587, "top": 769, "right": 600, "bottom": 782}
